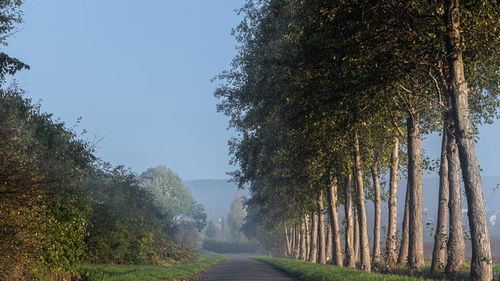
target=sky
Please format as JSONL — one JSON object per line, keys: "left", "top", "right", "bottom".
{"left": 5, "top": 1, "right": 500, "bottom": 180}
{"left": 6, "top": 1, "right": 246, "bottom": 180}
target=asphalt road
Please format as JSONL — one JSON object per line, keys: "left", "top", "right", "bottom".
{"left": 197, "top": 256, "right": 301, "bottom": 281}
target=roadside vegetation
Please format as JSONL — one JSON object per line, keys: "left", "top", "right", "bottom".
{"left": 202, "top": 239, "right": 260, "bottom": 254}
{"left": 0, "top": 81, "right": 207, "bottom": 280}
{"left": 0, "top": 3, "right": 207, "bottom": 280}
{"left": 257, "top": 257, "right": 440, "bottom": 281}
{"left": 79, "top": 253, "right": 227, "bottom": 281}
{"left": 216, "top": 1, "right": 499, "bottom": 281}
{"left": 259, "top": 257, "right": 500, "bottom": 281}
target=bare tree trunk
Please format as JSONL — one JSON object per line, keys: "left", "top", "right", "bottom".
{"left": 326, "top": 220, "right": 332, "bottom": 262}
{"left": 407, "top": 113, "right": 424, "bottom": 272}
{"left": 386, "top": 138, "right": 399, "bottom": 269}
{"left": 431, "top": 126, "right": 449, "bottom": 275}
{"left": 293, "top": 225, "right": 301, "bottom": 260}
{"left": 318, "top": 191, "right": 326, "bottom": 264}
{"left": 354, "top": 204, "right": 360, "bottom": 263}
{"left": 445, "top": 114, "right": 465, "bottom": 276}
{"left": 354, "top": 130, "right": 371, "bottom": 272}
{"left": 444, "top": 1, "right": 492, "bottom": 280}
{"left": 291, "top": 224, "right": 296, "bottom": 259}
{"left": 398, "top": 182, "right": 410, "bottom": 265}
{"left": 285, "top": 224, "right": 291, "bottom": 257}
{"left": 344, "top": 173, "right": 356, "bottom": 268}
{"left": 309, "top": 211, "right": 318, "bottom": 263}
{"left": 305, "top": 214, "right": 310, "bottom": 259}
{"left": 327, "top": 177, "right": 343, "bottom": 266}
{"left": 300, "top": 218, "right": 307, "bottom": 261}
{"left": 371, "top": 159, "right": 381, "bottom": 264}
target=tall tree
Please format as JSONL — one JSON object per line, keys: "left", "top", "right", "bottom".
{"left": 327, "top": 177, "right": 343, "bottom": 266}
{"left": 445, "top": 111, "right": 465, "bottom": 276}
{"left": 353, "top": 130, "right": 371, "bottom": 272}
{"left": 385, "top": 138, "right": 400, "bottom": 269}
{"left": 317, "top": 191, "right": 326, "bottom": 264}
{"left": 431, "top": 126, "right": 449, "bottom": 274}
{"left": 344, "top": 173, "right": 356, "bottom": 268}
{"left": 371, "top": 157, "right": 382, "bottom": 264}
{"left": 443, "top": 0, "right": 493, "bottom": 279}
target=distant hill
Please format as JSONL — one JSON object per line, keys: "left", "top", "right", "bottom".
{"left": 183, "top": 179, "right": 249, "bottom": 224}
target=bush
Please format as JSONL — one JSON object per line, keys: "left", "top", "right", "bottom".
{"left": 201, "top": 239, "right": 260, "bottom": 254}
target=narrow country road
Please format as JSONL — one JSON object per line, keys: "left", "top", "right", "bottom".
{"left": 197, "top": 256, "right": 301, "bottom": 281}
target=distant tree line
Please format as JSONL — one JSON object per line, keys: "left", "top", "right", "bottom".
{"left": 216, "top": 1, "right": 498, "bottom": 281}
{"left": 0, "top": 3, "right": 206, "bottom": 280}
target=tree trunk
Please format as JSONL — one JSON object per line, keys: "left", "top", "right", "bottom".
{"left": 398, "top": 181, "right": 410, "bottom": 265}
{"left": 344, "top": 173, "right": 356, "bottom": 268}
{"left": 295, "top": 225, "right": 301, "bottom": 259}
{"left": 318, "top": 191, "right": 326, "bottom": 264}
{"left": 354, "top": 204, "right": 360, "bottom": 263}
{"left": 327, "top": 177, "right": 343, "bottom": 266}
{"left": 291, "top": 224, "right": 296, "bottom": 258}
{"left": 354, "top": 130, "right": 371, "bottom": 272}
{"left": 386, "top": 138, "right": 400, "bottom": 269}
{"left": 300, "top": 218, "right": 307, "bottom": 261}
{"left": 305, "top": 214, "right": 310, "bottom": 259}
{"left": 371, "top": 159, "right": 381, "bottom": 264}
{"left": 431, "top": 126, "right": 449, "bottom": 274}
{"left": 285, "top": 224, "right": 291, "bottom": 257}
{"left": 407, "top": 113, "right": 424, "bottom": 272}
{"left": 309, "top": 211, "right": 318, "bottom": 263}
{"left": 326, "top": 220, "right": 332, "bottom": 261}
{"left": 444, "top": 1, "right": 492, "bottom": 280}
{"left": 445, "top": 114, "right": 465, "bottom": 276}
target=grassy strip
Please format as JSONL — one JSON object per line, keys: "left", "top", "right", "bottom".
{"left": 256, "top": 257, "right": 441, "bottom": 281}
{"left": 79, "top": 253, "right": 228, "bottom": 281}
{"left": 386, "top": 261, "right": 500, "bottom": 280}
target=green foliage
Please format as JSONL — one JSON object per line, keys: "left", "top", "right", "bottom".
{"left": 79, "top": 253, "right": 228, "bottom": 281}
{"left": 84, "top": 165, "right": 200, "bottom": 265}
{"left": 84, "top": 165, "right": 166, "bottom": 265}
{"left": 0, "top": 90, "right": 205, "bottom": 278}
{"left": 140, "top": 165, "right": 207, "bottom": 232}
{"left": 205, "top": 221, "right": 217, "bottom": 239}
{"left": 215, "top": 0, "right": 500, "bottom": 270}
{"left": 0, "top": 86, "right": 95, "bottom": 279}
{"left": 201, "top": 239, "right": 260, "bottom": 254}
{"left": 227, "top": 195, "right": 246, "bottom": 240}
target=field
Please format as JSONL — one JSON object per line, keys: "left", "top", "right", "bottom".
{"left": 257, "top": 257, "right": 500, "bottom": 281}
{"left": 78, "top": 253, "right": 227, "bottom": 281}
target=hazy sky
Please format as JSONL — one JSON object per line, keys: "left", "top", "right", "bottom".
{"left": 7, "top": 1, "right": 246, "bottom": 180}
{"left": 6, "top": 1, "right": 500, "bottom": 180}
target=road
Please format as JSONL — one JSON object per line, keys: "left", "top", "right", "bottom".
{"left": 197, "top": 256, "right": 301, "bottom": 281}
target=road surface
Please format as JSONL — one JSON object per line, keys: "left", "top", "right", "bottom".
{"left": 197, "top": 256, "right": 301, "bottom": 281}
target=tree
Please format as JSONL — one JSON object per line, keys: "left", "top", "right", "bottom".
{"left": 206, "top": 221, "right": 217, "bottom": 239}
{"left": 140, "top": 165, "right": 207, "bottom": 232}
{"left": 227, "top": 195, "right": 247, "bottom": 240}
{"left": 443, "top": 0, "right": 495, "bottom": 279}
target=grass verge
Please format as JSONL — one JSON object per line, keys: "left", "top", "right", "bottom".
{"left": 79, "top": 253, "right": 228, "bottom": 281}
{"left": 385, "top": 261, "right": 500, "bottom": 280}
{"left": 256, "top": 257, "right": 441, "bottom": 281}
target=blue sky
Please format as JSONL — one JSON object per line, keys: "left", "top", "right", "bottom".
{"left": 7, "top": 1, "right": 245, "bottom": 180}
{"left": 5, "top": 1, "right": 500, "bottom": 180}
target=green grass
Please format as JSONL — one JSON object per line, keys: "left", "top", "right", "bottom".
{"left": 79, "top": 253, "right": 228, "bottom": 281}
{"left": 257, "top": 257, "right": 500, "bottom": 281}
{"left": 256, "top": 257, "right": 441, "bottom": 281}
{"left": 385, "top": 261, "right": 500, "bottom": 280}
